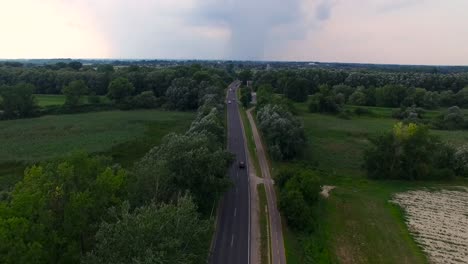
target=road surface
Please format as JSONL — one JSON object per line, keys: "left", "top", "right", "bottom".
{"left": 247, "top": 108, "right": 287, "bottom": 264}
{"left": 210, "top": 81, "right": 250, "bottom": 264}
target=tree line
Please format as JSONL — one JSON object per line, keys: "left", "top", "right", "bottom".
{"left": 0, "top": 64, "right": 233, "bottom": 119}
{"left": 0, "top": 77, "right": 232, "bottom": 263}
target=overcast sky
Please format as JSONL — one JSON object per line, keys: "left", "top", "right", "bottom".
{"left": 0, "top": 0, "right": 467, "bottom": 65}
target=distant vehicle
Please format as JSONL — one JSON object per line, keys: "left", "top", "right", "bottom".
{"left": 228, "top": 100, "right": 231, "bottom": 104}
{"left": 238, "top": 161, "right": 245, "bottom": 168}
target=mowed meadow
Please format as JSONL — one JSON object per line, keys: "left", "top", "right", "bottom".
{"left": 0, "top": 110, "right": 195, "bottom": 190}
{"left": 278, "top": 103, "right": 468, "bottom": 264}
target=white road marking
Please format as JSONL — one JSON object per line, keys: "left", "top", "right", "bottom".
{"left": 231, "top": 235, "right": 235, "bottom": 247}
{"left": 234, "top": 208, "right": 237, "bottom": 217}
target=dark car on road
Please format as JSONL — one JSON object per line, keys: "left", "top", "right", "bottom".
{"left": 238, "top": 161, "right": 246, "bottom": 169}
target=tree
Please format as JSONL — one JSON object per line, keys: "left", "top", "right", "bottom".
{"left": 68, "top": 61, "right": 83, "bottom": 71}
{"left": 364, "top": 123, "right": 457, "bottom": 180}
{"left": 348, "top": 89, "right": 367, "bottom": 106}
{"left": 240, "top": 86, "right": 252, "bottom": 107}
{"left": 285, "top": 78, "right": 308, "bottom": 102}
{"left": 0, "top": 83, "right": 38, "bottom": 119}
{"left": 238, "top": 69, "right": 252, "bottom": 85}
{"left": 375, "top": 85, "right": 408, "bottom": 107}
{"left": 131, "top": 91, "right": 159, "bottom": 109}
{"left": 0, "top": 152, "right": 126, "bottom": 264}
{"left": 83, "top": 196, "right": 210, "bottom": 264}
{"left": 131, "top": 133, "right": 232, "bottom": 212}
{"left": 257, "top": 104, "right": 306, "bottom": 160}
{"left": 165, "top": 78, "right": 198, "bottom": 110}
{"left": 456, "top": 87, "right": 468, "bottom": 107}
{"left": 107, "top": 77, "right": 134, "bottom": 103}
{"left": 278, "top": 168, "right": 320, "bottom": 230}
{"left": 62, "top": 80, "right": 88, "bottom": 107}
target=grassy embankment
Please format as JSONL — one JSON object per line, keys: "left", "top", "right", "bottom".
{"left": 277, "top": 103, "right": 468, "bottom": 264}
{"left": 0, "top": 110, "right": 195, "bottom": 191}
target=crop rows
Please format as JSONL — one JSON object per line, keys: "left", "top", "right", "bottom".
{"left": 392, "top": 188, "right": 468, "bottom": 264}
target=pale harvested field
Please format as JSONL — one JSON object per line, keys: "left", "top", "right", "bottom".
{"left": 392, "top": 188, "right": 468, "bottom": 264}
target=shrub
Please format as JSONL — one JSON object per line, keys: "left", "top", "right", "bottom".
{"left": 454, "top": 145, "right": 468, "bottom": 177}
{"left": 257, "top": 104, "right": 306, "bottom": 160}
{"left": 131, "top": 91, "right": 159, "bottom": 109}
{"left": 434, "top": 106, "right": 467, "bottom": 130}
{"left": 278, "top": 168, "right": 321, "bottom": 230}
{"left": 364, "top": 123, "right": 457, "bottom": 180}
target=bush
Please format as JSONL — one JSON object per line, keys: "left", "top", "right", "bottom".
{"left": 278, "top": 168, "right": 321, "bottom": 230}
{"left": 433, "top": 106, "right": 468, "bottom": 130}
{"left": 131, "top": 91, "right": 159, "bottom": 109}
{"left": 257, "top": 104, "right": 306, "bottom": 160}
{"left": 364, "top": 123, "right": 457, "bottom": 180}
{"left": 454, "top": 145, "right": 468, "bottom": 177}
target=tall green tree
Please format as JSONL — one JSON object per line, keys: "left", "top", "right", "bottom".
{"left": 0, "top": 83, "right": 38, "bottom": 118}
{"left": 107, "top": 77, "right": 134, "bottom": 103}
{"left": 83, "top": 196, "right": 210, "bottom": 264}
{"left": 62, "top": 80, "right": 88, "bottom": 107}
{"left": 0, "top": 152, "right": 126, "bottom": 264}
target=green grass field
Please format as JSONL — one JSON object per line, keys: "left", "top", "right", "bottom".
{"left": 35, "top": 94, "right": 66, "bottom": 106}
{"left": 0, "top": 110, "right": 195, "bottom": 190}
{"left": 278, "top": 104, "right": 468, "bottom": 264}
{"left": 34, "top": 94, "right": 109, "bottom": 107}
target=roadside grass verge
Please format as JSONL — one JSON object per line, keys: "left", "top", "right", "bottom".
{"left": 257, "top": 184, "right": 270, "bottom": 264}
{"left": 240, "top": 106, "right": 262, "bottom": 177}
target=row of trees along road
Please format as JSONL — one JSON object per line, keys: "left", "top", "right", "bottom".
{"left": 0, "top": 71, "right": 233, "bottom": 264}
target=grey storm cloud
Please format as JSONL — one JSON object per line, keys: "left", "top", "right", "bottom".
{"left": 191, "top": 0, "right": 335, "bottom": 60}
{"left": 193, "top": 0, "right": 331, "bottom": 60}
{"left": 67, "top": 0, "right": 334, "bottom": 60}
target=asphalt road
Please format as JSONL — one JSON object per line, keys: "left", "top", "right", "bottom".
{"left": 210, "top": 81, "right": 250, "bottom": 264}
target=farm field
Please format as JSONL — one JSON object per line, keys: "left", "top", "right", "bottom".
{"left": 392, "top": 188, "right": 468, "bottom": 264}
{"left": 0, "top": 110, "right": 195, "bottom": 190}
{"left": 277, "top": 103, "right": 468, "bottom": 264}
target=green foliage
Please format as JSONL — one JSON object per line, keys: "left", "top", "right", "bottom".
{"left": 375, "top": 84, "right": 408, "bottom": 107}
{"left": 454, "top": 145, "right": 468, "bottom": 177}
{"left": 257, "top": 104, "right": 306, "bottom": 160}
{"left": 0, "top": 152, "right": 126, "bottom": 264}
{"left": 285, "top": 78, "right": 309, "bottom": 102}
{"left": 131, "top": 133, "right": 232, "bottom": 212}
{"left": 348, "top": 87, "right": 368, "bottom": 106}
{"left": 456, "top": 87, "right": 468, "bottom": 107}
{"left": 364, "top": 123, "right": 457, "bottom": 180}
{"left": 238, "top": 69, "right": 253, "bottom": 84}
{"left": 308, "top": 85, "right": 343, "bottom": 114}
{"left": 107, "top": 77, "right": 134, "bottom": 103}
{"left": 83, "top": 196, "right": 210, "bottom": 264}
{"left": 62, "top": 80, "right": 88, "bottom": 107}
{"left": 240, "top": 86, "right": 252, "bottom": 107}
{"left": 165, "top": 78, "right": 198, "bottom": 110}
{"left": 434, "top": 106, "right": 468, "bottom": 130}
{"left": 277, "top": 168, "right": 321, "bottom": 230}
{"left": 130, "top": 91, "right": 159, "bottom": 109}
{"left": 0, "top": 83, "right": 39, "bottom": 119}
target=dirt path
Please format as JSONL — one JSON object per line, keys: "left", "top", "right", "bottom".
{"left": 246, "top": 108, "right": 287, "bottom": 264}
